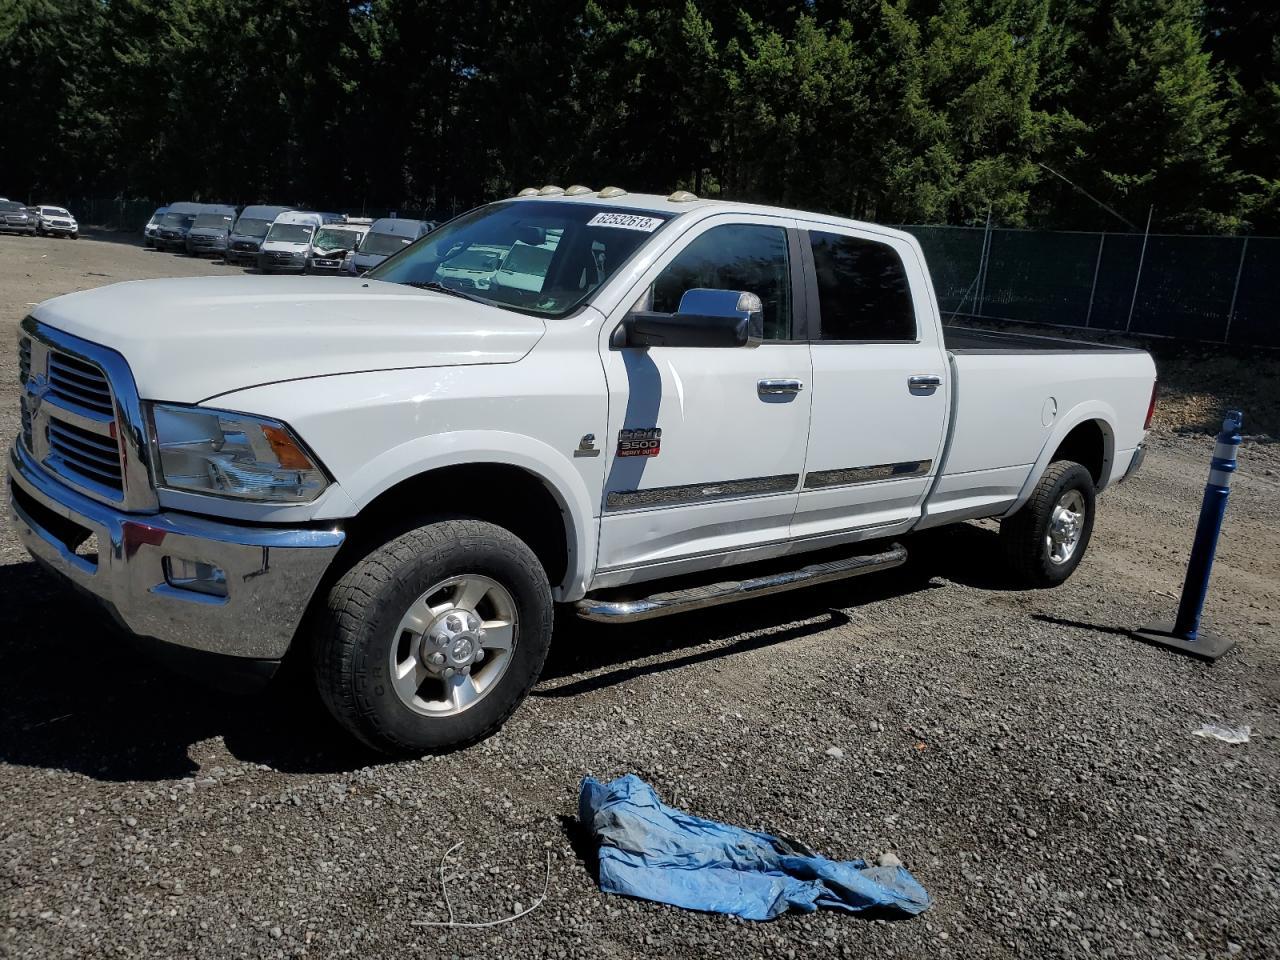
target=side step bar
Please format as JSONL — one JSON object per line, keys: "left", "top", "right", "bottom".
{"left": 574, "top": 542, "right": 907, "bottom": 623}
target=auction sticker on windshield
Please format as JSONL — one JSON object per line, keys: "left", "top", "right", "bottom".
{"left": 587, "top": 212, "right": 664, "bottom": 232}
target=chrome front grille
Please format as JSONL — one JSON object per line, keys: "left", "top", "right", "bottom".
{"left": 19, "top": 397, "right": 32, "bottom": 448}
{"left": 47, "top": 352, "right": 115, "bottom": 417}
{"left": 18, "top": 336, "right": 31, "bottom": 383}
{"left": 46, "top": 419, "right": 123, "bottom": 491}
{"left": 17, "top": 317, "right": 158, "bottom": 511}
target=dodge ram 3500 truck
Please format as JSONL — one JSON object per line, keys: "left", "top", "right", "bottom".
{"left": 9, "top": 188, "right": 1157, "bottom": 755}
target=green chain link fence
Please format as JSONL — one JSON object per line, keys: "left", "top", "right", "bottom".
{"left": 902, "top": 225, "right": 1280, "bottom": 349}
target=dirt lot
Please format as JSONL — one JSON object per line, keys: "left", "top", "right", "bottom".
{"left": 1, "top": 233, "right": 1277, "bottom": 959}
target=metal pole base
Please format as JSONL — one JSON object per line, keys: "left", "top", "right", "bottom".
{"left": 1132, "top": 620, "right": 1237, "bottom": 662}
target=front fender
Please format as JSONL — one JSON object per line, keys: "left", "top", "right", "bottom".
{"left": 336, "top": 430, "right": 598, "bottom": 601}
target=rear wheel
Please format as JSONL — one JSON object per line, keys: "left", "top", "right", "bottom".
{"left": 313, "top": 518, "right": 553, "bottom": 755}
{"left": 999, "top": 460, "right": 1096, "bottom": 587}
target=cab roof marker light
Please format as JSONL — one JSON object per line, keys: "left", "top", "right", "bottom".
{"left": 598, "top": 186, "right": 628, "bottom": 198}
{"left": 538, "top": 185, "right": 566, "bottom": 196}
{"left": 564, "top": 185, "right": 594, "bottom": 196}
{"left": 516, "top": 187, "right": 539, "bottom": 197}
{"left": 668, "top": 190, "right": 699, "bottom": 202}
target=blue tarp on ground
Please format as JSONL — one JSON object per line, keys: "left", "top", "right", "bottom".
{"left": 579, "top": 774, "right": 932, "bottom": 921}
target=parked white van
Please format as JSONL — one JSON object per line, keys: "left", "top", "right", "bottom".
{"left": 257, "top": 211, "right": 344, "bottom": 273}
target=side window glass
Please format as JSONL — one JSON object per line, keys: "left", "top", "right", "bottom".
{"left": 651, "top": 224, "right": 792, "bottom": 339}
{"left": 809, "top": 231, "right": 916, "bottom": 341}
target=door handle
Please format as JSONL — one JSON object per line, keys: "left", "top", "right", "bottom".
{"left": 908, "top": 374, "right": 942, "bottom": 391}
{"left": 758, "top": 378, "right": 804, "bottom": 397}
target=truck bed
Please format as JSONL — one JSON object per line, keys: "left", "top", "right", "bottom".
{"left": 943, "top": 325, "right": 1145, "bottom": 354}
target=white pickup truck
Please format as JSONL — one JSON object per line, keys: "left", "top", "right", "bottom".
{"left": 9, "top": 188, "right": 1157, "bottom": 754}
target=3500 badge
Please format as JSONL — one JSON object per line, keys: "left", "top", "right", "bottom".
{"left": 617, "top": 427, "right": 662, "bottom": 458}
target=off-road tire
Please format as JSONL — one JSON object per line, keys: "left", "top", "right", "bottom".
{"left": 999, "top": 460, "right": 1096, "bottom": 588}
{"left": 313, "top": 518, "right": 553, "bottom": 756}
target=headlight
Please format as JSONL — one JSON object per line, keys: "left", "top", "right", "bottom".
{"left": 148, "top": 403, "right": 329, "bottom": 502}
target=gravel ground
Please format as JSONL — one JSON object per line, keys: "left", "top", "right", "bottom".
{"left": 1, "top": 233, "right": 1277, "bottom": 960}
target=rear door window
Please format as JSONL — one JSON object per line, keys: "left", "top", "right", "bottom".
{"left": 808, "top": 231, "right": 916, "bottom": 341}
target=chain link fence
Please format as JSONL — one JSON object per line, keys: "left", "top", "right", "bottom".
{"left": 902, "top": 225, "right": 1280, "bottom": 349}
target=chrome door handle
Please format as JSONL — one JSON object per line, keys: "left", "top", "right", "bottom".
{"left": 758, "top": 379, "right": 804, "bottom": 397}
{"left": 908, "top": 375, "right": 942, "bottom": 391}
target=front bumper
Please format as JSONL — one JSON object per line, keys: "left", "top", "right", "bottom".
{"left": 42, "top": 223, "right": 76, "bottom": 234}
{"left": 257, "top": 253, "right": 306, "bottom": 273}
{"left": 187, "top": 236, "right": 227, "bottom": 254}
{"left": 8, "top": 442, "right": 344, "bottom": 662}
{"left": 225, "top": 245, "right": 260, "bottom": 263}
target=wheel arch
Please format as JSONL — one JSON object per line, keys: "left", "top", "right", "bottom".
{"left": 1003, "top": 404, "right": 1116, "bottom": 518}
{"left": 337, "top": 430, "right": 597, "bottom": 601}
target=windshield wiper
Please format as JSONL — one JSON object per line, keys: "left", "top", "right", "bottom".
{"left": 406, "top": 280, "right": 482, "bottom": 303}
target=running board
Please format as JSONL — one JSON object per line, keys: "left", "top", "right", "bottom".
{"left": 575, "top": 543, "right": 907, "bottom": 623}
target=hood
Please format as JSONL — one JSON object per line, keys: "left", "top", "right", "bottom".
{"left": 188, "top": 226, "right": 227, "bottom": 237}
{"left": 354, "top": 252, "right": 387, "bottom": 266}
{"left": 262, "top": 240, "right": 309, "bottom": 252}
{"left": 32, "top": 276, "right": 547, "bottom": 403}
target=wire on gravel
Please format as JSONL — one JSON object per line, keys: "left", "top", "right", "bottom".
{"left": 412, "top": 841, "right": 553, "bottom": 928}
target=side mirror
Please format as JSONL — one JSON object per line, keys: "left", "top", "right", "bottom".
{"left": 617, "top": 289, "right": 764, "bottom": 348}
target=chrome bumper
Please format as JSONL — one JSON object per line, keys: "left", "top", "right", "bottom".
{"left": 8, "top": 442, "right": 344, "bottom": 661}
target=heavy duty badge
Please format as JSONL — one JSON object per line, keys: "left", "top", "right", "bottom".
{"left": 617, "top": 427, "right": 662, "bottom": 458}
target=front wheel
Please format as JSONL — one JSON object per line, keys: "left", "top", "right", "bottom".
{"left": 999, "top": 460, "right": 1096, "bottom": 587}
{"left": 313, "top": 518, "right": 553, "bottom": 755}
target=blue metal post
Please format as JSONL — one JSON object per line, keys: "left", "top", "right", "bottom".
{"left": 1133, "top": 411, "right": 1242, "bottom": 660}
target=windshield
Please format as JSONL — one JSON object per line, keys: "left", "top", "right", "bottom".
{"left": 361, "top": 232, "right": 414, "bottom": 257}
{"left": 0, "top": 201, "right": 22, "bottom": 212}
{"left": 313, "top": 227, "right": 363, "bottom": 250}
{"left": 233, "top": 217, "right": 272, "bottom": 238}
{"left": 40, "top": 207, "right": 70, "bottom": 217}
{"left": 368, "top": 202, "right": 672, "bottom": 317}
{"left": 161, "top": 212, "right": 195, "bottom": 228}
{"left": 192, "top": 213, "right": 232, "bottom": 229}
{"left": 266, "top": 223, "right": 314, "bottom": 244}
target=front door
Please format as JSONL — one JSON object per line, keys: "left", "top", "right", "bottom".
{"left": 594, "top": 215, "right": 812, "bottom": 582}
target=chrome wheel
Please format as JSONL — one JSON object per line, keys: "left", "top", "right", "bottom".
{"left": 1046, "top": 489, "right": 1087, "bottom": 565}
{"left": 388, "top": 575, "right": 518, "bottom": 718}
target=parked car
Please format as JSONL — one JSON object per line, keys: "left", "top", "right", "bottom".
{"left": 34, "top": 205, "right": 79, "bottom": 239}
{"left": 307, "top": 221, "right": 370, "bottom": 275}
{"left": 345, "top": 217, "right": 433, "bottom": 274}
{"left": 257, "top": 211, "right": 344, "bottom": 273}
{"left": 9, "top": 188, "right": 1157, "bottom": 756}
{"left": 143, "top": 205, "right": 170, "bottom": 248}
{"left": 0, "top": 200, "right": 37, "bottom": 235}
{"left": 225, "top": 204, "right": 292, "bottom": 266}
{"left": 184, "top": 205, "right": 238, "bottom": 256}
{"left": 153, "top": 202, "right": 205, "bottom": 251}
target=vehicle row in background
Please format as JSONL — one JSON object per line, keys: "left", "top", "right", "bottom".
{"left": 142, "top": 202, "right": 436, "bottom": 274}
{"left": 0, "top": 200, "right": 78, "bottom": 238}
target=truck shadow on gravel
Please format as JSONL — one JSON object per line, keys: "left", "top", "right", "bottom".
{"left": 0, "top": 524, "right": 1013, "bottom": 781}
{"left": 0, "top": 560, "right": 366, "bottom": 781}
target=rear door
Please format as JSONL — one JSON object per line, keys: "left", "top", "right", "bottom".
{"left": 790, "top": 224, "right": 950, "bottom": 540}
{"left": 594, "top": 215, "right": 813, "bottom": 581}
